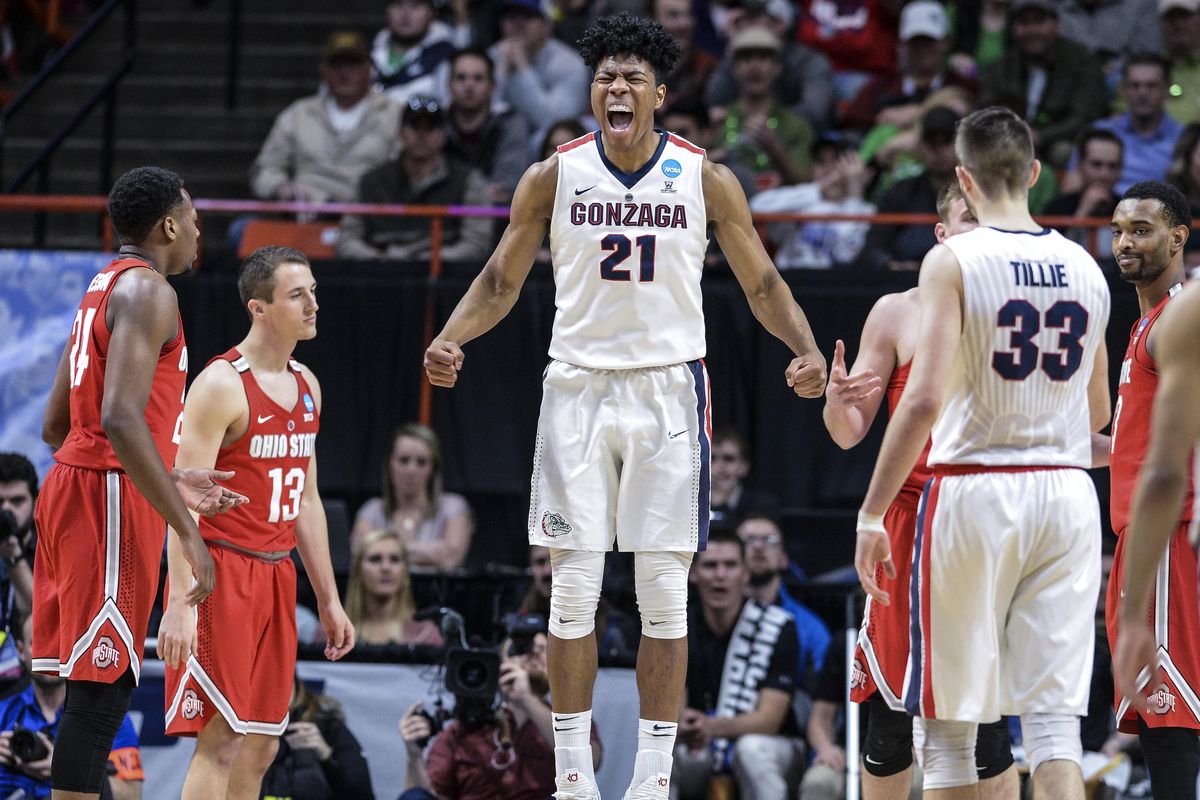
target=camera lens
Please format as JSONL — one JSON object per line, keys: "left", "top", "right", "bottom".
{"left": 456, "top": 659, "right": 488, "bottom": 690}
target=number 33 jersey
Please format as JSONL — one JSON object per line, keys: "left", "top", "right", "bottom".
{"left": 933, "top": 227, "right": 1110, "bottom": 467}
{"left": 200, "top": 348, "right": 319, "bottom": 552}
{"left": 548, "top": 131, "right": 709, "bottom": 369}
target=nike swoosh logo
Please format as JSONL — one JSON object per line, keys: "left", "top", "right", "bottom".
{"left": 647, "top": 619, "right": 664, "bottom": 626}
{"left": 668, "top": 430, "right": 688, "bottom": 439}
{"left": 865, "top": 755, "right": 883, "bottom": 765}
{"left": 652, "top": 723, "right": 674, "bottom": 731}
{"left": 257, "top": 414, "right": 274, "bottom": 424}
{"left": 650, "top": 732, "right": 673, "bottom": 736}
{"left": 574, "top": 186, "right": 596, "bottom": 195}
{"left": 554, "top": 715, "right": 580, "bottom": 722}
{"left": 558, "top": 617, "right": 574, "bottom": 624}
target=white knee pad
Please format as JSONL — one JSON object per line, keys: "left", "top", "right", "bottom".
{"left": 548, "top": 549, "right": 605, "bottom": 639}
{"left": 917, "top": 718, "right": 979, "bottom": 790}
{"left": 634, "top": 551, "right": 691, "bottom": 639}
{"left": 1021, "top": 713, "right": 1081, "bottom": 773}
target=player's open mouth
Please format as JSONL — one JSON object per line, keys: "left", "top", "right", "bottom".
{"left": 607, "top": 104, "right": 634, "bottom": 132}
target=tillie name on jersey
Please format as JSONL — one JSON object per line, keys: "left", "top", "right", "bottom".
{"left": 569, "top": 201, "right": 688, "bottom": 229}
{"left": 1010, "top": 260, "right": 1069, "bottom": 288}
{"left": 249, "top": 432, "right": 316, "bottom": 459}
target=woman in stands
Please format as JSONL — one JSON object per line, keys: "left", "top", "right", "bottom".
{"left": 344, "top": 529, "right": 443, "bottom": 646}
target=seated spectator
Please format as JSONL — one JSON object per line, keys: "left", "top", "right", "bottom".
{"left": 673, "top": 531, "right": 803, "bottom": 800}
{"left": 444, "top": 47, "right": 532, "bottom": 203}
{"left": 949, "top": 0, "right": 1009, "bottom": 80}
{"left": 0, "top": 614, "right": 143, "bottom": 800}
{"left": 538, "top": 118, "right": 590, "bottom": 161}
{"left": 372, "top": 0, "right": 458, "bottom": 106}
{"left": 337, "top": 96, "right": 493, "bottom": 262}
{"left": 708, "top": 26, "right": 813, "bottom": 192}
{"left": 749, "top": 134, "right": 874, "bottom": 269}
{"left": 980, "top": 0, "right": 1107, "bottom": 168}
{"left": 856, "top": 105, "right": 961, "bottom": 271}
{"left": 659, "top": 100, "right": 757, "bottom": 197}
{"left": 1160, "top": 0, "right": 1200, "bottom": 125}
{"left": 490, "top": 0, "right": 591, "bottom": 145}
{"left": 260, "top": 673, "right": 374, "bottom": 800}
{"left": 705, "top": 0, "right": 835, "bottom": 132}
{"left": 1058, "top": 0, "right": 1162, "bottom": 73}
{"left": 841, "top": 1, "right": 977, "bottom": 134}
{"left": 859, "top": 86, "right": 973, "bottom": 195}
{"left": 345, "top": 529, "right": 442, "bottom": 646}
{"left": 352, "top": 423, "right": 473, "bottom": 570}
{"left": 0, "top": 453, "right": 36, "bottom": 627}
{"left": 737, "top": 515, "right": 831, "bottom": 682}
{"left": 1089, "top": 52, "right": 1184, "bottom": 194}
{"left": 1045, "top": 128, "right": 1123, "bottom": 255}
{"left": 1167, "top": 121, "right": 1200, "bottom": 212}
{"left": 250, "top": 32, "right": 400, "bottom": 206}
{"left": 795, "top": 0, "right": 900, "bottom": 102}
{"left": 709, "top": 429, "right": 780, "bottom": 526}
{"left": 398, "top": 626, "right": 602, "bottom": 800}
{"left": 650, "top": 0, "right": 720, "bottom": 116}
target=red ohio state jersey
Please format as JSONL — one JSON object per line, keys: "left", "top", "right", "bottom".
{"left": 887, "top": 360, "right": 933, "bottom": 506}
{"left": 200, "top": 349, "right": 319, "bottom": 552}
{"left": 1110, "top": 287, "right": 1195, "bottom": 533}
{"left": 55, "top": 259, "right": 187, "bottom": 471}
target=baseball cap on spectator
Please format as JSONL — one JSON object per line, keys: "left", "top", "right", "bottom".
{"left": 899, "top": 1, "right": 949, "bottom": 41}
{"left": 323, "top": 31, "right": 370, "bottom": 63}
{"left": 402, "top": 95, "right": 444, "bottom": 126}
{"left": 921, "top": 105, "right": 961, "bottom": 143}
{"left": 1010, "top": 0, "right": 1059, "bottom": 16}
{"left": 1160, "top": 0, "right": 1200, "bottom": 12}
{"left": 501, "top": 0, "right": 547, "bottom": 17}
{"left": 729, "top": 27, "right": 782, "bottom": 57}
{"left": 741, "top": 0, "right": 797, "bottom": 27}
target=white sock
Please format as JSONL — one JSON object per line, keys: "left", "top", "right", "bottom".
{"left": 553, "top": 710, "right": 595, "bottom": 782}
{"left": 630, "top": 718, "right": 676, "bottom": 786}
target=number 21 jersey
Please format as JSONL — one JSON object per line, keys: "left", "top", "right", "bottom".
{"left": 548, "top": 131, "right": 709, "bottom": 369}
{"left": 933, "top": 227, "right": 1110, "bottom": 467}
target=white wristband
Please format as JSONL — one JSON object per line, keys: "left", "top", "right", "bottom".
{"left": 857, "top": 510, "right": 886, "bottom": 534}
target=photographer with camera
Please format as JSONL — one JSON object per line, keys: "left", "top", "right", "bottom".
{"left": 0, "top": 613, "right": 142, "bottom": 799}
{"left": 0, "top": 454, "right": 38, "bottom": 628}
{"left": 398, "top": 615, "right": 601, "bottom": 800}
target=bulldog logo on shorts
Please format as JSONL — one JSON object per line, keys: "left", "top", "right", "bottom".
{"left": 1148, "top": 683, "right": 1177, "bottom": 715}
{"left": 541, "top": 511, "right": 572, "bottom": 538}
{"left": 182, "top": 688, "right": 205, "bottom": 720}
{"left": 91, "top": 636, "right": 120, "bottom": 669}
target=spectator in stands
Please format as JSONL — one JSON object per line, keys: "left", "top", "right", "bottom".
{"left": 856, "top": 105, "right": 961, "bottom": 271}
{"left": 538, "top": 119, "right": 590, "bottom": 160}
{"left": 979, "top": 0, "right": 1108, "bottom": 168}
{"left": 705, "top": 0, "right": 836, "bottom": 132}
{"left": 709, "top": 26, "right": 813, "bottom": 191}
{"left": 1090, "top": 52, "right": 1184, "bottom": 193}
{"left": 1058, "top": 0, "right": 1162, "bottom": 72}
{"left": 337, "top": 96, "right": 493, "bottom": 262}
{"left": 1167, "top": 121, "right": 1200, "bottom": 211}
{"left": 0, "top": 453, "right": 36, "bottom": 627}
{"left": 352, "top": 423, "right": 473, "bottom": 570}
{"left": 737, "top": 515, "right": 832, "bottom": 682}
{"left": 796, "top": 0, "right": 901, "bottom": 102}
{"left": 344, "top": 529, "right": 443, "bottom": 646}
{"left": 490, "top": 0, "right": 591, "bottom": 146}
{"left": 260, "top": 673, "right": 374, "bottom": 800}
{"left": 710, "top": 429, "right": 780, "bottom": 526}
{"left": 250, "top": 32, "right": 400, "bottom": 206}
{"left": 673, "top": 530, "right": 804, "bottom": 800}
{"left": 650, "top": 0, "right": 720, "bottom": 116}
{"left": 398, "top": 626, "right": 602, "bottom": 800}
{"left": 443, "top": 46, "right": 532, "bottom": 202}
{"left": 859, "top": 85, "right": 973, "bottom": 195}
{"left": 659, "top": 100, "right": 758, "bottom": 197}
{"left": 841, "top": 1, "right": 976, "bottom": 133}
{"left": 0, "top": 614, "right": 143, "bottom": 800}
{"left": 949, "top": 0, "right": 1009, "bottom": 79}
{"left": 1161, "top": 0, "right": 1200, "bottom": 125}
{"left": 749, "top": 134, "right": 875, "bottom": 269}
{"left": 372, "top": 0, "right": 458, "bottom": 105}
{"left": 1046, "top": 128, "right": 1124, "bottom": 255}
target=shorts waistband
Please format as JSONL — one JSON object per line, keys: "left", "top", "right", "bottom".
{"left": 931, "top": 464, "right": 1078, "bottom": 477}
{"left": 208, "top": 539, "right": 291, "bottom": 564}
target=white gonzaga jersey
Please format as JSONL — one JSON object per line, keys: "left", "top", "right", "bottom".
{"left": 548, "top": 131, "right": 709, "bottom": 369}
{"left": 931, "top": 227, "right": 1111, "bottom": 466}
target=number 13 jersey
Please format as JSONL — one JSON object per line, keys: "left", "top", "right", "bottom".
{"left": 548, "top": 131, "right": 709, "bottom": 369}
{"left": 933, "top": 227, "right": 1110, "bottom": 467}
{"left": 201, "top": 348, "right": 319, "bottom": 552}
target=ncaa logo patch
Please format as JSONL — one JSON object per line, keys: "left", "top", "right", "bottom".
{"left": 182, "top": 688, "right": 205, "bottom": 720}
{"left": 303, "top": 393, "right": 315, "bottom": 413}
{"left": 541, "top": 511, "right": 572, "bottom": 538}
{"left": 661, "top": 159, "right": 682, "bottom": 179}
{"left": 91, "top": 636, "right": 120, "bottom": 669}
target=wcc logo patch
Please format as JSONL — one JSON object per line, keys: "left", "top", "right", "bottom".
{"left": 91, "top": 636, "right": 120, "bottom": 669}
{"left": 182, "top": 688, "right": 205, "bottom": 720}
{"left": 541, "top": 511, "right": 572, "bottom": 538}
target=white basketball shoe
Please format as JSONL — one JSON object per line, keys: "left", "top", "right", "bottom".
{"left": 622, "top": 773, "right": 671, "bottom": 800}
{"left": 554, "top": 769, "right": 599, "bottom": 800}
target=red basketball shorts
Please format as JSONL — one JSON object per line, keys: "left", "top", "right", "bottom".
{"left": 32, "top": 464, "right": 166, "bottom": 684}
{"left": 1108, "top": 521, "right": 1200, "bottom": 732}
{"left": 164, "top": 545, "right": 297, "bottom": 737}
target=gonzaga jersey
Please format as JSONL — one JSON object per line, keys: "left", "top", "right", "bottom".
{"left": 932, "top": 227, "right": 1110, "bottom": 466}
{"left": 200, "top": 349, "right": 319, "bottom": 552}
{"left": 548, "top": 131, "right": 708, "bottom": 369}
{"left": 55, "top": 259, "right": 187, "bottom": 471}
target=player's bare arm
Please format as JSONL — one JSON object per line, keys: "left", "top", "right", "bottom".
{"left": 41, "top": 344, "right": 72, "bottom": 449}
{"left": 704, "top": 159, "right": 827, "bottom": 397}
{"left": 856, "top": 245, "right": 963, "bottom": 604}
{"left": 158, "top": 360, "right": 246, "bottom": 667}
{"left": 702, "top": 687, "right": 791, "bottom": 741}
{"left": 1114, "top": 283, "right": 1200, "bottom": 708}
{"left": 823, "top": 294, "right": 907, "bottom": 449}
{"left": 1088, "top": 339, "right": 1112, "bottom": 468}
{"left": 293, "top": 367, "right": 354, "bottom": 661}
{"left": 424, "top": 156, "right": 558, "bottom": 388}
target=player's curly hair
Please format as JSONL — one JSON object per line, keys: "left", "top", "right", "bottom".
{"left": 1121, "top": 181, "right": 1193, "bottom": 230}
{"left": 106, "top": 166, "right": 186, "bottom": 245}
{"left": 576, "top": 11, "right": 680, "bottom": 85}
